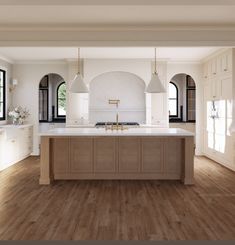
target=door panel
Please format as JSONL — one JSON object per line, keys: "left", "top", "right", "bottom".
{"left": 94, "top": 137, "right": 116, "bottom": 173}
{"left": 52, "top": 138, "right": 69, "bottom": 174}
{"left": 70, "top": 137, "right": 93, "bottom": 173}
{"left": 118, "top": 137, "right": 140, "bottom": 172}
{"left": 142, "top": 138, "right": 164, "bottom": 173}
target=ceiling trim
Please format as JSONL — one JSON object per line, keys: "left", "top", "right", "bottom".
{"left": 0, "top": 0, "right": 234, "bottom": 6}
{"left": 1, "top": 25, "right": 235, "bottom": 32}
{"left": 13, "top": 60, "right": 67, "bottom": 65}
{"left": 0, "top": 28, "right": 235, "bottom": 47}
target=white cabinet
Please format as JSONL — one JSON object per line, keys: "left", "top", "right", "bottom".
{"left": 203, "top": 49, "right": 234, "bottom": 170}
{"left": 18, "top": 127, "right": 33, "bottom": 159}
{"left": 221, "top": 51, "right": 232, "bottom": 75}
{"left": 0, "top": 125, "right": 33, "bottom": 171}
{"left": 221, "top": 76, "right": 233, "bottom": 99}
{"left": 203, "top": 63, "right": 209, "bottom": 79}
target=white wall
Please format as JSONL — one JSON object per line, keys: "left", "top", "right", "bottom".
{"left": 89, "top": 71, "right": 146, "bottom": 123}
{"left": 12, "top": 62, "right": 68, "bottom": 155}
{"left": 84, "top": 59, "right": 168, "bottom": 127}
{"left": 84, "top": 59, "right": 151, "bottom": 84}
{"left": 167, "top": 62, "right": 203, "bottom": 155}
{"left": 0, "top": 59, "right": 13, "bottom": 125}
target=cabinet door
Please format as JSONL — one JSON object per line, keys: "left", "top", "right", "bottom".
{"left": 18, "top": 128, "right": 32, "bottom": 158}
{"left": 52, "top": 138, "right": 69, "bottom": 174}
{"left": 221, "top": 51, "right": 232, "bottom": 74}
{"left": 221, "top": 77, "right": 232, "bottom": 99}
{"left": 204, "top": 80, "right": 211, "bottom": 101}
{"left": 211, "top": 58, "right": 217, "bottom": 76}
{"left": 118, "top": 137, "right": 140, "bottom": 172}
{"left": 70, "top": 137, "right": 93, "bottom": 173}
{"left": 4, "top": 139, "right": 19, "bottom": 165}
{"left": 142, "top": 138, "right": 164, "bottom": 173}
{"left": 164, "top": 138, "right": 183, "bottom": 174}
{"left": 203, "top": 63, "right": 209, "bottom": 79}
{"left": 94, "top": 137, "right": 116, "bottom": 173}
{"left": 211, "top": 79, "right": 221, "bottom": 99}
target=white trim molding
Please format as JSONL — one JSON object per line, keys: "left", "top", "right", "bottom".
{"left": 1, "top": 26, "right": 235, "bottom": 47}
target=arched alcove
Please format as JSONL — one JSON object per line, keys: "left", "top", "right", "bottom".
{"left": 39, "top": 73, "right": 66, "bottom": 122}
{"left": 89, "top": 71, "right": 146, "bottom": 123}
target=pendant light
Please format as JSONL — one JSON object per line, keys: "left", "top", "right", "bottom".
{"left": 69, "top": 48, "right": 89, "bottom": 93}
{"left": 146, "top": 48, "right": 166, "bottom": 93}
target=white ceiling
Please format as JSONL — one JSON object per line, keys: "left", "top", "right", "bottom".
{"left": 0, "top": 47, "right": 221, "bottom": 62}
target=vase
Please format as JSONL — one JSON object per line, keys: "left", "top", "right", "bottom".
{"left": 13, "top": 118, "right": 23, "bottom": 125}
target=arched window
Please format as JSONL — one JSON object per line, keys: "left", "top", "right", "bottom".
{"left": 169, "top": 82, "right": 178, "bottom": 117}
{"left": 57, "top": 82, "right": 66, "bottom": 117}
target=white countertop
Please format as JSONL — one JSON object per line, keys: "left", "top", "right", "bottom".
{"left": 0, "top": 124, "right": 33, "bottom": 129}
{"left": 40, "top": 127, "right": 194, "bottom": 137}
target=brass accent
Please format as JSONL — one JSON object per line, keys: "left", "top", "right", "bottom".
{"left": 108, "top": 99, "right": 120, "bottom": 107}
{"left": 106, "top": 99, "right": 128, "bottom": 131}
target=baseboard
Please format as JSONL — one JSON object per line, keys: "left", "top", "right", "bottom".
{"left": 203, "top": 153, "right": 235, "bottom": 172}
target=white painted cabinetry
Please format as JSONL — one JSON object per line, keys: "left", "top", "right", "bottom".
{"left": 0, "top": 125, "right": 33, "bottom": 171}
{"left": 203, "top": 49, "right": 234, "bottom": 170}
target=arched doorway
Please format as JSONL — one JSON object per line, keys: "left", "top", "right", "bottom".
{"left": 39, "top": 73, "right": 66, "bottom": 122}
{"left": 168, "top": 73, "right": 196, "bottom": 123}
{"left": 168, "top": 73, "right": 196, "bottom": 136}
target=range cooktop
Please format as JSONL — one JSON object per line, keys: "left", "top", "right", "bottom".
{"left": 95, "top": 122, "right": 140, "bottom": 127}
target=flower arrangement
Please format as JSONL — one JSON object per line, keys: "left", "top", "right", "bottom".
{"left": 8, "top": 106, "right": 30, "bottom": 125}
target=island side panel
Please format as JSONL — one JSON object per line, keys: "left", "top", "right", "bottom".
{"left": 39, "top": 136, "right": 52, "bottom": 185}
{"left": 182, "top": 136, "right": 194, "bottom": 185}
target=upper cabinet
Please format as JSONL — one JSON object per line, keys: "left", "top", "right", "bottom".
{"left": 221, "top": 51, "right": 232, "bottom": 74}
{"left": 203, "top": 49, "right": 232, "bottom": 80}
{"left": 203, "top": 49, "right": 233, "bottom": 101}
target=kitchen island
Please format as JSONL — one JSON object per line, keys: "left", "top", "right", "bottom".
{"left": 39, "top": 128, "right": 194, "bottom": 185}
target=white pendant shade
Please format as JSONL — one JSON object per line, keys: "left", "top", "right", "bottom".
{"left": 146, "top": 72, "right": 166, "bottom": 93}
{"left": 69, "top": 73, "right": 89, "bottom": 93}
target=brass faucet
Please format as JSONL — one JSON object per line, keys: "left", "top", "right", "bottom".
{"left": 107, "top": 99, "right": 126, "bottom": 131}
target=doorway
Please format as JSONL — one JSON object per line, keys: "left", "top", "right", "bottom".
{"left": 168, "top": 73, "right": 196, "bottom": 135}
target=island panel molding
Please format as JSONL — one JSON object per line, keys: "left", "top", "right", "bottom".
{"left": 39, "top": 134, "right": 194, "bottom": 185}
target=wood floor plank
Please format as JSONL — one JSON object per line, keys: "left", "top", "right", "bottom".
{"left": 0, "top": 156, "right": 235, "bottom": 240}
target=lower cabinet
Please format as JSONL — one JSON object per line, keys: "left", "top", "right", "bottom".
{"left": 52, "top": 138, "right": 70, "bottom": 174}
{"left": 118, "top": 137, "right": 140, "bottom": 172}
{"left": 52, "top": 136, "right": 185, "bottom": 178}
{"left": 0, "top": 125, "right": 33, "bottom": 171}
{"left": 94, "top": 137, "right": 116, "bottom": 173}
{"left": 165, "top": 138, "right": 183, "bottom": 173}
{"left": 71, "top": 137, "right": 93, "bottom": 173}
{"left": 141, "top": 138, "right": 164, "bottom": 173}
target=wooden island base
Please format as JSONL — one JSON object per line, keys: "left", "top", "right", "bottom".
{"left": 40, "top": 136, "right": 194, "bottom": 185}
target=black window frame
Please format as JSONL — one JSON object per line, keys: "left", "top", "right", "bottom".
{"left": 0, "top": 69, "right": 6, "bottom": 121}
{"left": 186, "top": 75, "right": 196, "bottom": 122}
{"left": 56, "top": 82, "right": 66, "bottom": 118}
{"left": 169, "top": 81, "right": 178, "bottom": 118}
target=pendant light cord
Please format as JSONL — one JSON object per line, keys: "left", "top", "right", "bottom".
{"left": 154, "top": 47, "right": 157, "bottom": 74}
{"left": 77, "top": 48, "right": 80, "bottom": 74}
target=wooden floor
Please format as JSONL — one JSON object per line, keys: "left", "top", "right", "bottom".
{"left": 0, "top": 157, "right": 235, "bottom": 240}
